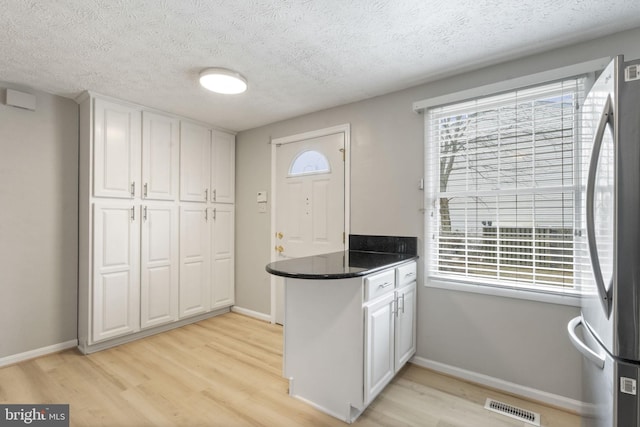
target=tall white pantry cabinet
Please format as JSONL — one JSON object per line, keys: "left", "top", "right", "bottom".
{"left": 77, "top": 93, "right": 235, "bottom": 353}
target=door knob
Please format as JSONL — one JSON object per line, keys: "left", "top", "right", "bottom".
{"left": 275, "top": 245, "right": 284, "bottom": 253}
{"left": 277, "top": 232, "right": 284, "bottom": 239}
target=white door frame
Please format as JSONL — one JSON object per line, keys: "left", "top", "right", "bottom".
{"left": 270, "top": 123, "right": 351, "bottom": 324}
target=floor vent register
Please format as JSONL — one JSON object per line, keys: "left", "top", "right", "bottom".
{"left": 484, "top": 398, "right": 541, "bottom": 426}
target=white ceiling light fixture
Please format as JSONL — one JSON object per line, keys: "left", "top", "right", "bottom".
{"left": 199, "top": 67, "right": 248, "bottom": 94}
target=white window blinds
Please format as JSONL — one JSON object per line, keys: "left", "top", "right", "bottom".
{"left": 425, "top": 78, "right": 586, "bottom": 295}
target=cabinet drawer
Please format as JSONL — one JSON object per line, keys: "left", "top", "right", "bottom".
{"left": 396, "top": 262, "right": 417, "bottom": 287}
{"left": 364, "top": 270, "right": 396, "bottom": 302}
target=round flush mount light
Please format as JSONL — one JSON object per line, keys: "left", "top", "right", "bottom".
{"left": 199, "top": 68, "right": 247, "bottom": 94}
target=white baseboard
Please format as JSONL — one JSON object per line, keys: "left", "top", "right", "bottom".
{"left": 410, "top": 356, "right": 585, "bottom": 415}
{"left": 231, "top": 306, "right": 272, "bottom": 322}
{"left": 0, "top": 339, "right": 78, "bottom": 368}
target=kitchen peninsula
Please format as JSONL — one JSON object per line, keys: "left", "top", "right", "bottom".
{"left": 266, "top": 235, "right": 418, "bottom": 423}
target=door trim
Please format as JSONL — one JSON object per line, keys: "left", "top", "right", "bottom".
{"left": 269, "top": 124, "right": 351, "bottom": 324}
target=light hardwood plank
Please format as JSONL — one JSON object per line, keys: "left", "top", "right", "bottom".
{"left": 0, "top": 312, "right": 579, "bottom": 426}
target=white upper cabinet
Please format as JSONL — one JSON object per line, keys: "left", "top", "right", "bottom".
{"left": 93, "top": 98, "right": 141, "bottom": 199}
{"left": 211, "top": 130, "right": 235, "bottom": 204}
{"left": 142, "top": 112, "right": 179, "bottom": 201}
{"left": 211, "top": 204, "right": 235, "bottom": 309}
{"left": 140, "top": 203, "right": 179, "bottom": 329}
{"left": 180, "top": 122, "right": 211, "bottom": 203}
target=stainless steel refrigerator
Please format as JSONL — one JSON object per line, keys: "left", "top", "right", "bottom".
{"left": 568, "top": 55, "right": 640, "bottom": 426}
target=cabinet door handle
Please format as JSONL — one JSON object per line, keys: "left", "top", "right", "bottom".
{"left": 213, "top": 208, "right": 217, "bottom": 220}
{"left": 205, "top": 189, "right": 208, "bottom": 202}
{"left": 130, "top": 206, "right": 135, "bottom": 221}
{"left": 130, "top": 182, "right": 136, "bottom": 197}
{"left": 401, "top": 293, "right": 406, "bottom": 314}
{"left": 213, "top": 189, "right": 217, "bottom": 201}
{"left": 143, "top": 183, "right": 148, "bottom": 198}
{"left": 205, "top": 208, "right": 208, "bottom": 222}
{"left": 378, "top": 282, "right": 393, "bottom": 289}
{"left": 143, "top": 206, "right": 148, "bottom": 221}
{"left": 392, "top": 298, "right": 398, "bottom": 316}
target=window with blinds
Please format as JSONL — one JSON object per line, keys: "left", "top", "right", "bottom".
{"left": 425, "top": 78, "right": 585, "bottom": 295}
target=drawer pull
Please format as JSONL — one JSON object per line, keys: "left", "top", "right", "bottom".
{"left": 378, "top": 282, "right": 393, "bottom": 289}
{"left": 405, "top": 272, "right": 415, "bottom": 277}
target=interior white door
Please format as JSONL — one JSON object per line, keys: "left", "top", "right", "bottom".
{"left": 274, "top": 131, "right": 346, "bottom": 324}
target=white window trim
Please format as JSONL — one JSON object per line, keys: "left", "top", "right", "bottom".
{"left": 417, "top": 58, "right": 610, "bottom": 307}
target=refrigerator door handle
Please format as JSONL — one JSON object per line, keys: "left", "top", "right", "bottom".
{"left": 568, "top": 316, "right": 605, "bottom": 369}
{"left": 585, "top": 94, "right": 613, "bottom": 318}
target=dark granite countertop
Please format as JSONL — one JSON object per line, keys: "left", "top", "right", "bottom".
{"left": 265, "top": 250, "right": 418, "bottom": 280}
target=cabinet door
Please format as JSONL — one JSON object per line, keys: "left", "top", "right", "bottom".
{"left": 211, "top": 204, "right": 234, "bottom": 309}
{"left": 364, "top": 292, "right": 395, "bottom": 405}
{"left": 179, "top": 204, "right": 211, "bottom": 317}
{"left": 140, "top": 203, "right": 179, "bottom": 329}
{"left": 142, "top": 112, "right": 179, "bottom": 201}
{"left": 395, "top": 282, "right": 417, "bottom": 371}
{"left": 93, "top": 98, "right": 141, "bottom": 199}
{"left": 211, "top": 130, "right": 235, "bottom": 204}
{"left": 180, "top": 122, "right": 210, "bottom": 202}
{"left": 92, "top": 203, "right": 140, "bottom": 342}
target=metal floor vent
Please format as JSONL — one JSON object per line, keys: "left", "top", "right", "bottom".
{"left": 484, "top": 398, "right": 541, "bottom": 426}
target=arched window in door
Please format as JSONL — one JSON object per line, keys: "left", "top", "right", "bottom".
{"left": 288, "top": 150, "right": 331, "bottom": 176}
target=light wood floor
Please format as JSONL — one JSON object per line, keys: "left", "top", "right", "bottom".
{"left": 0, "top": 312, "right": 580, "bottom": 426}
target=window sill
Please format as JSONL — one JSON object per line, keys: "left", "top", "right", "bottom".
{"left": 425, "top": 277, "right": 581, "bottom": 307}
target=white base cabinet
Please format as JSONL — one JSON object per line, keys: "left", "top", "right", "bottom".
{"left": 179, "top": 204, "right": 211, "bottom": 318}
{"left": 211, "top": 204, "right": 235, "bottom": 309}
{"left": 78, "top": 92, "right": 235, "bottom": 353}
{"left": 284, "top": 260, "right": 417, "bottom": 423}
{"left": 140, "top": 203, "right": 179, "bottom": 329}
{"left": 92, "top": 202, "right": 140, "bottom": 342}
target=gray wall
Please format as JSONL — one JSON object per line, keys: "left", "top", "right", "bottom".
{"left": 236, "top": 26, "right": 640, "bottom": 401}
{"left": 0, "top": 86, "right": 78, "bottom": 358}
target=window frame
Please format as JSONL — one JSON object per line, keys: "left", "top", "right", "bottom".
{"left": 416, "top": 59, "right": 610, "bottom": 307}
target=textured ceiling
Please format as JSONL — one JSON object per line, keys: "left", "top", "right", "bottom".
{"left": 2, "top": 1, "right": 640, "bottom": 132}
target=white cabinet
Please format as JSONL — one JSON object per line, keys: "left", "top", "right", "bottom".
{"left": 142, "top": 112, "right": 179, "bottom": 201}
{"left": 364, "top": 291, "right": 396, "bottom": 405}
{"left": 363, "top": 267, "right": 417, "bottom": 405}
{"left": 282, "top": 260, "right": 417, "bottom": 423}
{"left": 93, "top": 103, "right": 180, "bottom": 202}
{"left": 211, "top": 130, "right": 235, "bottom": 204}
{"left": 78, "top": 92, "right": 235, "bottom": 353}
{"left": 395, "top": 281, "right": 417, "bottom": 371}
{"left": 211, "top": 204, "right": 235, "bottom": 309}
{"left": 179, "top": 204, "right": 211, "bottom": 318}
{"left": 180, "top": 122, "right": 211, "bottom": 203}
{"left": 92, "top": 202, "right": 140, "bottom": 342}
{"left": 140, "top": 203, "right": 179, "bottom": 329}
{"left": 93, "top": 98, "right": 141, "bottom": 199}
{"left": 179, "top": 125, "right": 235, "bottom": 204}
